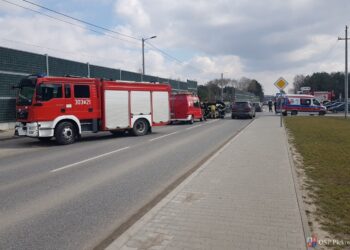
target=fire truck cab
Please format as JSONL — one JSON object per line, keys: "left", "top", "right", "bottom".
{"left": 15, "top": 75, "right": 171, "bottom": 144}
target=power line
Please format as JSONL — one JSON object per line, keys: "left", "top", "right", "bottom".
{"left": 0, "top": 37, "right": 128, "bottom": 69}
{"left": 146, "top": 42, "right": 183, "bottom": 64}
{"left": 21, "top": 0, "right": 140, "bottom": 41}
{"left": 1, "top": 38, "right": 78, "bottom": 55}
{"left": 19, "top": 0, "right": 202, "bottom": 72}
{"left": 2, "top": 0, "right": 203, "bottom": 76}
{"left": 146, "top": 41, "right": 205, "bottom": 74}
{"left": 1, "top": 0, "right": 140, "bottom": 45}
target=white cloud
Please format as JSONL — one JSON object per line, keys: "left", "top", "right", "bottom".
{"left": 284, "top": 35, "right": 337, "bottom": 62}
{"left": 0, "top": 0, "right": 349, "bottom": 95}
{"left": 114, "top": 0, "right": 151, "bottom": 29}
{"left": 190, "top": 55, "right": 244, "bottom": 78}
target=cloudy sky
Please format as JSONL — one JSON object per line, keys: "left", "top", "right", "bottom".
{"left": 0, "top": 0, "right": 349, "bottom": 94}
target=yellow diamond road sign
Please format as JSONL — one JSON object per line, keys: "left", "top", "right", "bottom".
{"left": 274, "top": 77, "right": 288, "bottom": 90}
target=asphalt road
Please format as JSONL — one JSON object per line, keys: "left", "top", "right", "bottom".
{"left": 0, "top": 116, "right": 252, "bottom": 250}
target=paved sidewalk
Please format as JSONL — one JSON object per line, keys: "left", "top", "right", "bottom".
{"left": 107, "top": 115, "right": 307, "bottom": 250}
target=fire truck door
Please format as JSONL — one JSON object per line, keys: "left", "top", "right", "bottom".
{"left": 36, "top": 83, "right": 65, "bottom": 120}
{"left": 67, "top": 84, "right": 95, "bottom": 120}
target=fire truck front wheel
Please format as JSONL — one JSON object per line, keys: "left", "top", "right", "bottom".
{"left": 55, "top": 121, "right": 77, "bottom": 145}
{"left": 132, "top": 119, "right": 149, "bottom": 136}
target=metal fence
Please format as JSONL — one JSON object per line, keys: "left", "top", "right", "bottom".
{"left": 0, "top": 46, "right": 197, "bottom": 123}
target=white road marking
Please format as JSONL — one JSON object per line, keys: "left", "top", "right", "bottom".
{"left": 149, "top": 131, "right": 178, "bottom": 142}
{"left": 51, "top": 146, "right": 130, "bottom": 173}
{"left": 185, "top": 124, "right": 203, "bottom": 130}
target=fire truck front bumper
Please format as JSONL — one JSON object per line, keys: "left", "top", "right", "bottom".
{"left": 15, "top": 122, "right": 55, "bottom": 138}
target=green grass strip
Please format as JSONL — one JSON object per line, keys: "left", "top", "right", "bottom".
{"left": 285, "top": 116, "right": 350, "bottom": 240}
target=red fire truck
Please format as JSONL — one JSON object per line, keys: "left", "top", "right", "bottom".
{"left": 15, "top": 75, "right": 171, "bottom": 144}
{"left": 170, "top": 93, "right": 203, "bottom": 124}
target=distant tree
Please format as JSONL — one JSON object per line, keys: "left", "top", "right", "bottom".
{"left": 247, "top": 79, "right": 264, "bottom": 101}
{"left": 293, "top": 74, "right": 305, "bottom": 93}
{"left": 201, "top": 77, "right": 264, "bottom": 102}
{"left": 207, "top": 82, "right": 221, "bottom": 102}
{"left": 197, "top": 85, "right": 209, "bottom": 101}
{"left": 237, "top": 77, "right": 251, "bottom": 91}
{"left": 292, "top": 72, "right": 347, "bottom": 99}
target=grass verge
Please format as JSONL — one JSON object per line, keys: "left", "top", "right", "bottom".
{"left": 285, "top": 116, "right": 350, "bottom": 244}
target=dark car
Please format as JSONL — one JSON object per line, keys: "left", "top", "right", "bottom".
{"left": 326, "top": 102, "right": 342, "bottom": 110}
{"left": 328, "top": 103, "right": 350, "bottom": 113}
{"left": 231, "top": 101, "right": 256, "bottom": 119}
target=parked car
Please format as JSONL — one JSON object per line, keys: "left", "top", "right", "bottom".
{"left": 231, "top": 101, "right": 256, "bottom": 119}
{"left": 322, "top": 100, "right": 331, "bottom": 106}
{"left": 328, "top": 103, "right": 350, "bottom": 113}
{"left": 252, "top": 102, "right": 262, "bottom": 112}
{"left": 326, "top": 102, "right": 342, "bottom": 110}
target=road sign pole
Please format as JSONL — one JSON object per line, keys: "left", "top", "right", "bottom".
{"left": 273, "top": 77, "right": 288, "bottom": 128}
{"left": 280, "top": 90, "right": 283, "bottom": 127}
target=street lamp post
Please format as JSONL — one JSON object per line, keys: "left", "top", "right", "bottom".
{"left": 220, "top": 72, "right": 228, "bottom": 101}
{"left": 231, "top": 81, "right": 235, "bottom": 103}
{"left": 142, "top": 36, "right": 157, "bottom": 80}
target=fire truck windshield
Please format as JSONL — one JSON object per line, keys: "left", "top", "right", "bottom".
{"left": 17, "top": 78, "right": 36, "bottom": 106}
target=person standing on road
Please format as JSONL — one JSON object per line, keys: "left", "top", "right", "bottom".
{"left": 210, "top": 104, "right": 216, "bottom": 118}
{"left": 268, "top": 100, "right": 273, "bottom": 112}
{"left": 274, "top": 101, "right": 277, "bottom": 113}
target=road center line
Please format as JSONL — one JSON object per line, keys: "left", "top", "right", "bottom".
{"left": 185, "top": 124, "right": 203, "bottom": 130}
{"left": 51, "top": 146, "right": 130, "bottom": 173}
{"left": 149, "top": 131, "right": 178, "bottom": 142}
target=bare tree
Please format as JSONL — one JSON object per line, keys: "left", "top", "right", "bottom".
{"left": 293, "top": 75, "right": 305, "bottom": 93}
{"left": 237, "top": 77, "right": 251, "bottom": 91}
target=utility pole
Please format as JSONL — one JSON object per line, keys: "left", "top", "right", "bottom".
{"left": 338, "top": 25, "right": 349, "bottom": 118}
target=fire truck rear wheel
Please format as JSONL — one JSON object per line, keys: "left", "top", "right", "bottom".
{"left": 55, "top": 121, "right": 76, "bottom": 145}
{"left": 132, "top": 119, "right": 149, "bottom": 136}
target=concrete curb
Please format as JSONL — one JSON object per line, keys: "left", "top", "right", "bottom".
{"left": 283, "top": 125, "right": 312, "bottom": 250}
{"left": 105, "top": 120, "right": 256, "bottom": 250}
